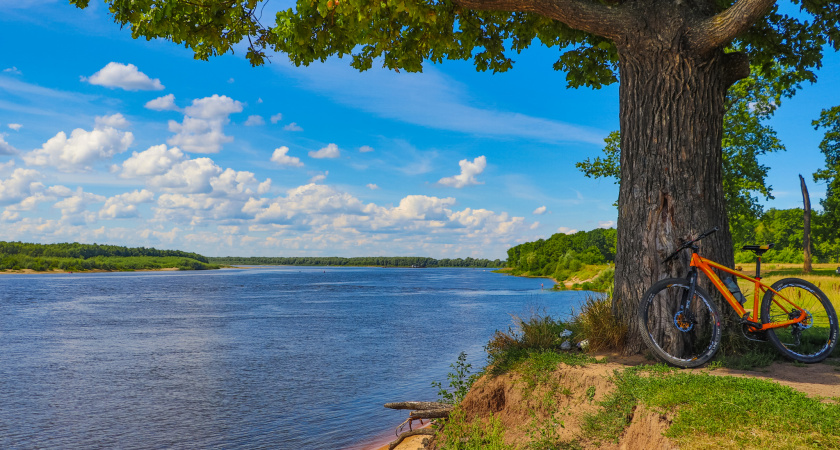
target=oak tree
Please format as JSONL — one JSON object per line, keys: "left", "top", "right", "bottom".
{"left": 71, "top": 0, "right": 839, "bottom": 352}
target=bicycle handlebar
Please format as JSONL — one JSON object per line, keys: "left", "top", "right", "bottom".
{"left": 662, "top": 226, "right": 719, "bottom": 263}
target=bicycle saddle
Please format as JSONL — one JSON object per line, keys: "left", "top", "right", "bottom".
{"left": 741, "top": 243, "right": 774, "bottom": 255}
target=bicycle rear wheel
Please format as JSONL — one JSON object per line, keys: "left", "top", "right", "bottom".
{"left": 761, "top": 278, "right": 838, "bottom": 363}
{"left": 638, "top": 278, "right": 722, "bottom": 368}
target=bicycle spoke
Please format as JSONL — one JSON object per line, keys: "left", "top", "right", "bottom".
{"left": 762, "top": 279, "right": 839, "bottom": 363}
{"left": 639, "top": 280, "right": 720, "bottom": 368}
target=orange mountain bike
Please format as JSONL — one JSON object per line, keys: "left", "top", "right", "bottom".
{"left": 638, "top": 226, "right": 838, "bottom": 368}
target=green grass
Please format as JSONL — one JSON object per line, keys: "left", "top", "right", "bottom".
{"left": 584, "top": 364, "right": 840, "bottom": 449}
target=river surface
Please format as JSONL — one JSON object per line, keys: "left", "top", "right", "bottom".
{"left": 0, "top": 267, "right": 594, "bottom": 449}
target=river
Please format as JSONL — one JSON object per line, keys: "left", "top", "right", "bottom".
{"left": 0, "top": 267, "right": 594, "bottom": 449}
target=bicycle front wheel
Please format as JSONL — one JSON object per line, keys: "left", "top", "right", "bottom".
{"left": 761, "top": 278, "right": 838, "bottom": 363}
{"left": 638, "top": 278, "right": 722, "bottom": 368}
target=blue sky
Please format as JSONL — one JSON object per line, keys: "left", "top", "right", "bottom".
{"left": 0, "top": 1, "right": 837, "bottom": 259}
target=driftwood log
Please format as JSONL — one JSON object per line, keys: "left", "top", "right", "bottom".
{"left": 384, "top": 402, "right": 450, "bottom": 410}
{"left": 385, "top": 401, "right": 453, "bottom": 449}
{"left": 387, "top": 429, "right": 435, "bottom": 450}
{"left": 409, "top": 409, "right": 450, "bottom": 420}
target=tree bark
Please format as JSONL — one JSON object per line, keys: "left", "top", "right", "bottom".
{"left": 611, "top": 9, "right": 742, "bottom": 353}
{"left": 800, "top": 174, "right": 812, "bottom": 273}
{"left": 444, "top": 0, "right": 769, "bottom": 354}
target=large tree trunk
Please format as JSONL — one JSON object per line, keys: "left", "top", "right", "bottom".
{"left": 612, "top": 23, "right": 744, "bottom": 353}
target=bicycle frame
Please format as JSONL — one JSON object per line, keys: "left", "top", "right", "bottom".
{"left": 690, "top": 253, "right": 808, "bottom": 331}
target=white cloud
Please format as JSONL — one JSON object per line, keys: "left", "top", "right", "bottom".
{"left": 367, "top": 183, "right": 379, "bottom": 190}
{"left": 8, "top": 123, "right": 22, "bottom": 131}
{"left": 599, "top": 220, "right": 616, "bottom": 228}
{"left": 390, "top": 195, "right": 456, "bottom": 221}
{"left": 82, "top": 62, "right": 164, "bottom": 91}
{"left": 271, "top": 146, "right": 304, "bottom": 167}
{"left": 359, "top": 145, "right": 374, "bottom": 153}
{"left": 227, "top": 78, "right": 235, "bottom": 83}
{"left": 244, "top": 115, "right": 265, "bottom": 126}
{"left": 283, "top": 122, "right": 303, "bottom": 131}
{"left": 95, "top": 113, "right": 130, "bottom": 129}
{"left": 309, "top": 171, "right": 328, "bottom": 183}
{"left": 309, "top": 143, "right": 340, "bottom": 159}
{"left": 257, "top": 98, "right": 264, "bottom": 104}
{"left": 3, "top": 67, "right": 22, "bottom": 75}
{"left": 0, "top": 210, "right": 19, "bottom": 222}
{"left": 258, "top": 179, "right": 272, "bottom": 195}
{"left": 54, "top": 188, "right": 106, "bottom": 217}
{"left": 0, "top": 168, "right": 44, "bottom": 205}
{"left": 533, "top": 206, "right": 547, "bottom": 215}
{"left": 167, "top": 95, "right": 243, "bottom": 153}
{"left": 184, "top": 95, "right": 243, "bottom": 119}
{"left": 147, "top": 158, "right": 223, "bottom": 194}
{"left": 120, "top": 144, "right": 186, "bottom": 178}
{"left": 145, "top": 94, "right": 179, "bottom": 111}
{"left": 0, "top": 135, "right": 18, "bottom": 155}
{"left": 23, "top": 118, "right": 134, "bottom": 172}
{"left": 438, "top": 155, "right": 486, "bottom": 188}
{"left": 270, "top": 113, "right": 283, "bottom": 124}
{"left": 558, "top": 227, "right": 578, "bottom": 234}
{"left": 99, "top": 189, "right": 155, "bottom": 219}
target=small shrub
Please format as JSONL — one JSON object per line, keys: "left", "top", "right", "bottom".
{"left": 486, "top": 314, "right": 568, "bottom": 370}
{"left": 432, "top": 352, "right": 479, "bottom": 405}
{"left": 572, "top": 294, "right": 626, "bottom": 352}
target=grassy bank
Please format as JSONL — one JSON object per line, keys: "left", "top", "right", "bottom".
{"left": 428, "top": 289, "right": 840, "bottom": 449}
{"left": 498, "top": 264, "right": 614, "bottom": 292}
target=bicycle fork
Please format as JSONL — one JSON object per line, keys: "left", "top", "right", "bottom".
{"left": 674, "top": 268, "right": 699, "bottom": 331}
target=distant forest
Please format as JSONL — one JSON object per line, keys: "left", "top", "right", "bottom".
{"left": 506, "top": 206, "right": 840, "bottom": 284}
{"left": 0, "top": 241, "right": 217, "bottom": 272}
{"left": 505, "top": 228, "right": 616, "bottom": 290}
{"left": 209, "top": 256, "right": 505, "bottom": 268}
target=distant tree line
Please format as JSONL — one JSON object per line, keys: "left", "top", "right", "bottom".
{"left": 0, "top": 241, "right": 216, "bottom": 272}
{"left": 209, "top": 256, "right": 505, "bottom": 268}
{"left": 733, "top": 208, "right": 840, "bottom": 264}
{"left": 0, "top": 241, "right": 209, "bottom": 262}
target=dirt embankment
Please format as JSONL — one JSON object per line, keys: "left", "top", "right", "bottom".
{"left": 388, "top": 355, "right": 839, "bottom": 450}
{"left": 454, "top": 356, "right": 674, "bottom": 449}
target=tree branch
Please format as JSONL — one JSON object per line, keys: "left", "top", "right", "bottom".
{"left": 451, "top": 0, "right": 630, "bottom": 40}
{"left": 686, "top": 0, "right": 777, "bottom": 54}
